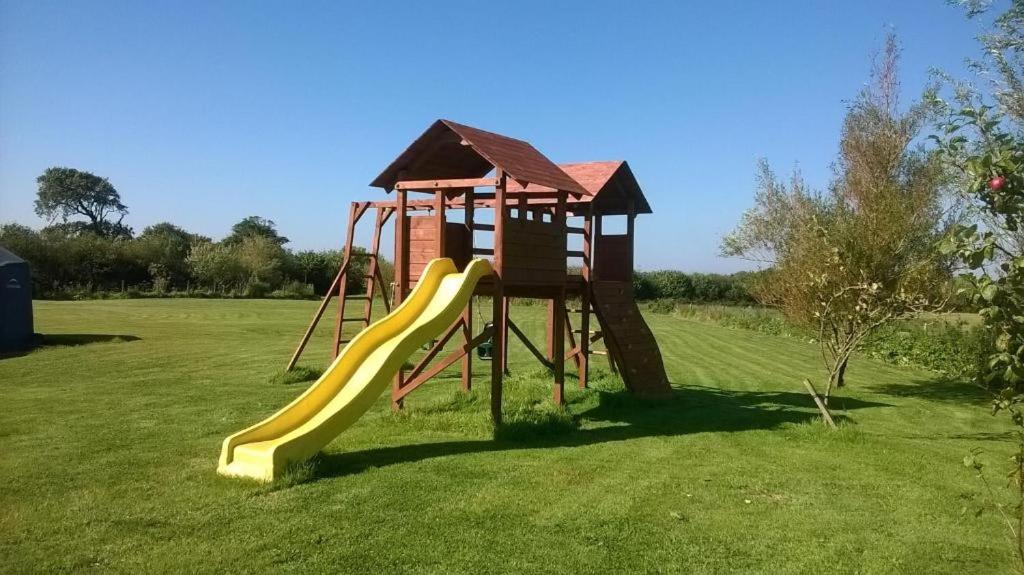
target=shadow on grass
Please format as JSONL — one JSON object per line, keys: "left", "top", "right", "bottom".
{"left": 40, "top": 333, "right": 141, "bottom": 347}
{"left": 303, "top": 384, "right": 891, "bottom": 483}
{"left": 0, "top": 333, "right": 141, "bottom": 359}
{"left": 871, "top": 375, "right": 992, "bottom": 405}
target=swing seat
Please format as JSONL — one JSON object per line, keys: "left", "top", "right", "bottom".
{"left": 477, "top": 321, "right": 494, "bottom": 360}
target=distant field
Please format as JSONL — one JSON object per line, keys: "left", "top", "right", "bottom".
{"left": 0, "top": 299, "right": 1011, "bottom": 573}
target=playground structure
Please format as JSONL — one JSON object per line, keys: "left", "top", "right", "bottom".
{"left": 219, "top": 120, "right": 670, "bottom": 480}
{"left": 288, "top": 120, "right": 671, "bottom": 413}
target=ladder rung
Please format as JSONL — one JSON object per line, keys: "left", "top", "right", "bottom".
{"left": 589, "top": 350, "right": 608, "bottom": 356}
{"left": 472, "top": 248, "right": 494, "bottom": 255}
{"left": 338, "top": 339, "right": 353, "bottom": 344}
{"left": 345, "top": 295, "right": 370, "bottom": 300}
{"left": 472, "top": 223, "right": 495, "bottom": 231}
{"left": 341, "top": 317, "right": 368, "bottom": 322}
{"left": 573, "top": 329, "right": 600, "bottom": 335}
{"left": 566, "top": 226, "right": 585, "bottom": 234}
{"left": 566, "top": 250, "right": 586, "bottom": 258}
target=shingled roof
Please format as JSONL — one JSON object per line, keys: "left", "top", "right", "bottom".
{"left": 370, "top": 119, "right": 588, "bottom": 196}
{"left": 507, "top": 160, "right": 653, "bottom": 215}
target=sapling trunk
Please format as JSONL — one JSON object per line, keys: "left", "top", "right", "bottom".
{"left": 823, "top": 354, "right": 851, "bottom": 406}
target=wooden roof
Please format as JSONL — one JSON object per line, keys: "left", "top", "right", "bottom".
{"left": 507, "top": 160, "right": 653, "bottom": 215}
{"left": 370, "top": 119, "right": 588, "bottom": 196}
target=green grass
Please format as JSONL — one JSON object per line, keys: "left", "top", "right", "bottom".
{"left": 0, "top": 299, "right": 1012, "bottom": 573}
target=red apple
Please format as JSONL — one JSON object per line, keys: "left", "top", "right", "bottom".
{"left": 989, "top": 176, "right": 1007, "bottom": 190}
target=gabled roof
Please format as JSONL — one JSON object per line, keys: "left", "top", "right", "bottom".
{"left": 0, "top": 246, "right": 27, "bottom": 267}
{"left": 507, "top": 160, "right": 653, "bottom": 215}
{"left": 370, "top": 119, "right": 588, "bottom": 196}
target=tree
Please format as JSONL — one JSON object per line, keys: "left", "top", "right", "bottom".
{"left": 723, "top": 35, "right": 951, "bottom": 409}
{"left": 186, "top": 242, "right": 245, "bottom": 292}
{"left": 223, "top": 216, "right": 289, "bottom": 246}
{"left": 937, "top": 5, "right": 1024, "bottom": 567}
{"left": 235, "top": 235, "right": 287, "bottom": 287}
{"left": 134, "top": 223, "right": 209, "bottom": 290}
{"left": 34, "top": 167, "right": 130, "bottom": 238}
{"left": 957, "top": 0, "right": 1024, "bottom": 123}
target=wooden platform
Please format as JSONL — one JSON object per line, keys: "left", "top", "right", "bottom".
{"left": 590, "top": 281, "right": 671, "bottom": 396}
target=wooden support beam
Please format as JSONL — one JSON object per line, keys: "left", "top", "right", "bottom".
{"left": 392, "top": 189, "right": 409, "bottom": 411}
{"left": 404, "top": 318, "right": 464, "bottom": 383}
{"left": 508, "top": 318, "right": 552, "bottom": 370}
{"left": 579, "top": 205, "right": 593, "bottom": 388}
{"left": 435, "top": 189, "right": 446, "bottom": 257}
{"left": 546, "top": 299, "right": 556, "bottom": 360}
{"left": 552, "top": 190, "right": 567, "bottom": 406}
{"left": 361, "top": 206, "right": 386, "bottom": 327}
{"left": 501, "top": 297, "right": 510, "bottom": 376}
{"left": 462, "top": 188, "right": 475, "bottom": 392}
{"left": 552, "top": 291, "right": 566, "bottom": 406}
{"left": 395, "top": 326, "right": 493, "bottom": 401}
{"left": 491, "top": 170, "right": 506, "bottom": 425}
{"left": 802, "top": 379, "right": 837, "bottom": 429}
{"left": 627, "top": 200, "right": 636, "bottom": 274}
{"left": 395, "top": 177, "right": 499, "bottom": 191}
{"left": 472, "top": 190, "right": 564, "bottom": 201}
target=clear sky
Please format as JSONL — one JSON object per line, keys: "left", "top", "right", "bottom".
{"left": 0, "top": 0, "right": 992, "bottom": 272}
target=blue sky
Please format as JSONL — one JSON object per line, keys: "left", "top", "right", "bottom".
{"left": 0, "top": 0, "right": 991, "bottom": 272}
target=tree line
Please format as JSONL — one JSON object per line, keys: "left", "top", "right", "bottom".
{"left": 0, "top": 215, "right": 384, "bottom": 300}
{"left": 2, "top": 166, "right": 760, "bottom": 302}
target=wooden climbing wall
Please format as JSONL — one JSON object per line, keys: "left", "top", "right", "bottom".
{"left": 590, "top": 281, "right": 671, "bottom": 396}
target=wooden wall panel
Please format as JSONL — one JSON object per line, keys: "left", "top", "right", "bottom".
{"left": 594, "top": 234, "right": 632, "bottom": 282}
{"left": 501, "top": 214, "right": 566, "bottom": 285}
{"left": 408, "top": 216, "right": 471, "bottom": 281}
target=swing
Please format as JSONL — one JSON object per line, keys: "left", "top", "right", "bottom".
{"left": 474, "top": 296, "right": 494, "bottom": 360}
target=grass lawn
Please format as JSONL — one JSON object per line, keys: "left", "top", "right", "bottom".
{"left": 0, "top": 299, "right": 1012, "bottom": 573}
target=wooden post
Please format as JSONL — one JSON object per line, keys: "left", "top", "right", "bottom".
{"left": 546, "top": 300, "right": 556, "bottom": 359}
{"left": 591, "top": 213, "right": 615, "bottom": 373}
{"left": 395, "top": 190, "right": 409, "bottom": 305}
{"left": 435, "top": 189, "right": 446, "bottom": 257}
{"left": 552, "top": 291, "right": 565, "bottom": 405}
{"left": 491, "top": 170, "right": 506, "bottom": 424}
{"left": 501, "top": 297, "right": 510, "bottom": 376}
{"left": 362, "top": 207, "right": 386, "bottom": 325}
{"left": 552, "top": 190, "right": 567, "bottom": 405}
{"left": 802, "top": 379, "right": 837, "bottom": 428}
{"left": 392, "top": 190, "right": 409, "bottom": 411}
{"left": 627, "top": 200, "right": 636, "bottom": 274}
{"left": 461, "top": 188, "right": 475, "bottom": 392}
{"left": 332, "top": 203, "right": 358, "bottom": 359}
{"left": 580, "top": 204, "right": 593, "bottom": 388}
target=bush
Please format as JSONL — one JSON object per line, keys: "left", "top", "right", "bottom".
{"left": 243, "top": 279, "right": 272, "bottom": 298}
{"left": 647, "top": 299, "right": 677, "bottom": 314}
{"left": 632, "top": 270, "right": 755, "bottom": 303}
{"left": 862, "top": 320, "right": 995, "bottom": 379}
{"left": 271, "top": 281, "right": 315, "bottom": 299}
{"left": 674, "top": 304, "right": 797, "bottom": 336}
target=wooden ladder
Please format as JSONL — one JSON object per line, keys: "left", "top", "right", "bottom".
{"left": 286, "top": 203, "right": 392, "bottom": 370}
{"left": 331, "top": 206, "right": 392, "bottom": 358}
{"left": 566, "top": 300, "right": 617, "bottom": 374}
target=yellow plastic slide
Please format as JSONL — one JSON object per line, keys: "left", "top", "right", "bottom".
{"left": 218, "top": 257, "right": 492, "bottom": 481}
